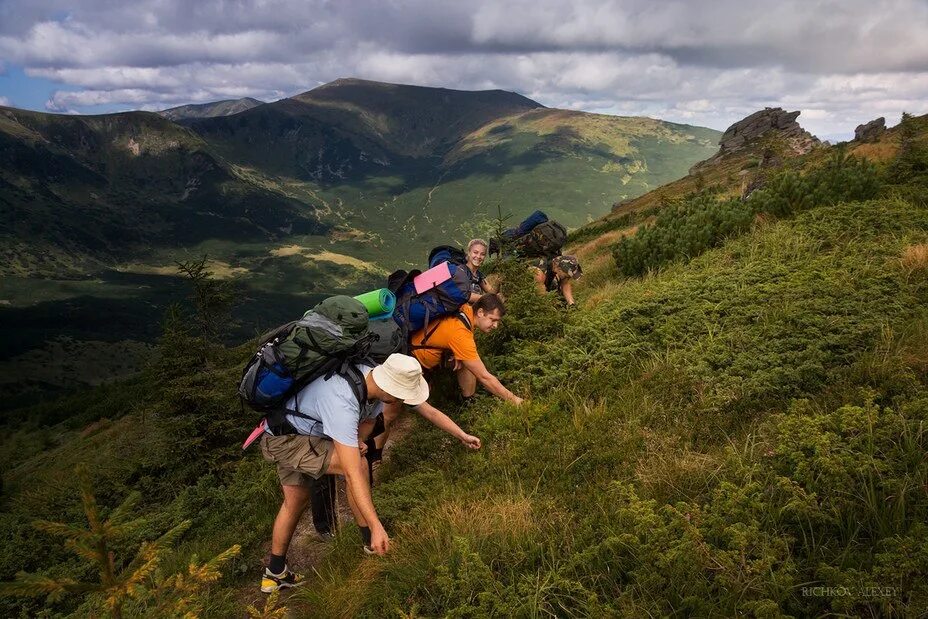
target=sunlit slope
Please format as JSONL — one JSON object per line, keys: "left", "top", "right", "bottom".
{"left": 159, "top": 97, "right": 264, "bottom": 122}
{"left": 425, "top": 108, "right": 720, "bottom": 230}
{"left": 190, "top": 79, "right": 720, "bottom": 249}
{"left": 296, "top": 149, "right": 928, "bottom": 616}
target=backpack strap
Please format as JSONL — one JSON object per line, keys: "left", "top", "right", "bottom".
{"left": 341, "top": 363, "right": 369, "bottom": 412}
{"left": 456, "top": 310, "right": 472, "bottom": 331}
{"left": 409, "top": 310, "right": 472, "bottom": 352}
{"left": 417, "top": 318, "right": 444, "bottom": 347}
{"left": 270, "top": 362, "right": 369, "bottom": 430}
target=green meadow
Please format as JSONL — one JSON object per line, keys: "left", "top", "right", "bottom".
{"left": 1, "top": 113, "right": 927, "bottom": 616}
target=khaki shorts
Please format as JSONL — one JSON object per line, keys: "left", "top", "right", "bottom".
{"left": 261, "top": 434, "right": 333, "bottom": 487}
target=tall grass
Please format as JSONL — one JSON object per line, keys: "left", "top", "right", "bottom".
{"left": 295, "top": 195, "right": 928, "bottom": 617}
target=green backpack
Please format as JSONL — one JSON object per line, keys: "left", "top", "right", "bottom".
{"left": 238, "top": 295, "right": 374, "bottom": 413}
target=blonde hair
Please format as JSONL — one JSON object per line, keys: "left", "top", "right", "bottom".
{"left": 467, "top": 238, "right": 488, "bottom": 252}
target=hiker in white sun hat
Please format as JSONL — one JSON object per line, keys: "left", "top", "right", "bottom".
{"left": 259, "top": 353, "right": 481, "bottom": 591}
{"left": 361, "top": 354, "right": 482, "bottom": 460}
{"left": 371, "top": 353, "right": 430, "bottom": 405}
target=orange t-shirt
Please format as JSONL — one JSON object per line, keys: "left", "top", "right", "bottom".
{"left": 410, "top": 304, "right": 479, "bottom": 370}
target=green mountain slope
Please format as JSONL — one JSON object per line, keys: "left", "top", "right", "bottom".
{"left": 158, "top": 97, "right": 265, "bottom": 122}
{"left": 0, "top": 80, "right": 719, "bottom": 400}
{"left": 2, "top": 114, "right": 926, "bottom": 617}
{"left": 0, "top": 106, "right": 326, "bottom": 278}
{"left": 0, "top": 106, "right": 348, "bottom": 405}
{"left": 189, "top": 78, "right": 718, "bottom": 252}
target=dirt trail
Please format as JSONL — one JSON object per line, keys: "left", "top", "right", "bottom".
{"left": 235, "top": 413, "right": 415, "bottom": 617}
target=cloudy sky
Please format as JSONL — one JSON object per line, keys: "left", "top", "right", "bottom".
{"left": 1, "top": 0, "right": 927, "bottom": 140}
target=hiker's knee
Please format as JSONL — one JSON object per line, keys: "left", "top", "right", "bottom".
{"left": 281, "top": 484, "right": 311, "bottom": 510}
{"left": 456, "top": 368, "right": 477, "bottom": 397}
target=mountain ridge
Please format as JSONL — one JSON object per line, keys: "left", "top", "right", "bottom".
{"left": 0, "top": 79, "right": 720, "bottom": 400}
{"left": 158, "top": 97, "right": 265, "bottom": 121}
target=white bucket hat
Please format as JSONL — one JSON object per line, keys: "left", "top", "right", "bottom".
{"left": 371, "top": 353, "right": 429, "bottom": 406}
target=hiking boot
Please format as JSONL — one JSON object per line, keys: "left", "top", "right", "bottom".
{"left": 315, "top": 530, "right": 336, "bottom": 541}
{"left": 260, "top": 566, "right": 304, "bottom": 593}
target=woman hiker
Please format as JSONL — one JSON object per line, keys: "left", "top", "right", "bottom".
{"left": 463, "top": 238, "right": 498, "bottom": 303}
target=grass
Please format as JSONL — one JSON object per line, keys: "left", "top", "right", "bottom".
{"left": 901, "top": 242, "right": 928, "bottom": 276}
{"left": 3, "top": 114, "right": 928, "bottom": 617}
{"left": 288, "top": 195, "right": 928, "bottom": 617}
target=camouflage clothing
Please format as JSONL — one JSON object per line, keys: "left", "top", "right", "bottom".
{"left": 532, "top": 255, "right": 583, "bottom": 292}
{"left": 552, "top": 255, "right": 582, "bottom": 280}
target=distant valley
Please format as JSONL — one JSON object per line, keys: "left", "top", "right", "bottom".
{"left": 0, "top": 78, "right": 721, "bottom": 404}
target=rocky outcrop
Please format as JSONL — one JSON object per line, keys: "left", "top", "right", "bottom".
{"left": 691, "top": 107, "right": 820, "bottom": 173}
{"left": 854, "top": 117, "right": 885, "bottom": 142}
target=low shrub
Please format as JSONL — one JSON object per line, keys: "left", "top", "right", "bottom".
{"left": 614, "top": 150, "right": 882, "bottom": 277}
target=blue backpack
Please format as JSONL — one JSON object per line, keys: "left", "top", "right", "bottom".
{"left": 503, "top": 210, "right": 549, "bottom": 240}
{"left": 388, "top": 246, "right": 472, "bottom": 338}
{"left": 427, "top": 245, "right": 467, "bottom": 268}
{"left": 490, "top": 210, "right": 549, "bottom": 254}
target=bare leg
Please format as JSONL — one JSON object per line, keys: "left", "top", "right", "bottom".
{"left": 271, "top": 484, "right": 311, "bottom": 556}
{"left": 374, "top": 401, "right": 403, "bottom": 449}
{"left": 456, "top": 366, "right": 477, "bottom": 397}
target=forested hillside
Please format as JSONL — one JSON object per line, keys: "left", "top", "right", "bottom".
{"left": 0, "top": 79, "right": 719, "bottom": 405}
{"left": 1, "top": 112, "right": 926, "bottom": 617}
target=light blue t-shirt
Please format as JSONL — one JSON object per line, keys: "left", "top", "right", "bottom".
{"left": 273, "top": 364, "right": 383, "bottom": 446}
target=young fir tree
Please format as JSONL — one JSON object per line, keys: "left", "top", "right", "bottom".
{"left": 0, "top": 464, "right": 240, "bottom": 618}
{"left": 175, "top": 255, "right": 238, "bottom": 341}
{"left": 246, "top": 590, "right": 289, "bottom": 619}
{"left": 491, "top": 204, "right": 514, "bottom": 257}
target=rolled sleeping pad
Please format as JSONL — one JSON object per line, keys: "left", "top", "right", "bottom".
{"left": 354, "top": 288, "right": 396, "bottom": 320}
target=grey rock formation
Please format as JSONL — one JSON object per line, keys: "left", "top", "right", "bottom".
{"left": 854, "top": 117, "right": 886, "bottom": 142}
{"left": 691, "top": 107, "right": 820, "bottom": 173}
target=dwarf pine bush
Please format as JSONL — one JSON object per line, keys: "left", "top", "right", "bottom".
{"left": 614, "top": 150, "right": 881, "bottom": 277}
{"left": 297, "top": 193, "right": 928, "bottom": 617}
{"left": 889, "top": 112, "right": 928, "bottom": 185}
{"left": 0, "top": 464, "right": 241, "bottom": 618}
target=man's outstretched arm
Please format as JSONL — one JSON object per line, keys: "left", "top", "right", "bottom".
{"left": 412, "top": 401, "right": 481, "bottom": 449}
{"left": 559, "top": 278, "right": 576, "bottom": 305}
{"left": 460, "top": 358, "right": 523, "bottom": 406}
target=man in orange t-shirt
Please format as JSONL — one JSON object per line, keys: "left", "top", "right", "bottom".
{"left": 409, "top": 294, "right": 524, "bottom": 406}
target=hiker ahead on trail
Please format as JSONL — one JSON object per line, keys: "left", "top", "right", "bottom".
{"left": 486, "top": 209, "right": 581, "bottom": 307}
{"left": 409, "top": 293, "right": 524, "bottom": 406}
{"left": 532, "top": 255, "right": 583, "bottom": 307}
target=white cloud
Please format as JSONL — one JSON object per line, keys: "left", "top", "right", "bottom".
{"left": 0, "top": 0, "right": 925, "bottom": 136}
{"left": 0, "top": 95, "right": 11, "bottom": 106}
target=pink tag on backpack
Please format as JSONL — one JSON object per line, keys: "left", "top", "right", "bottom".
{"left": 242, "top": 419, "right": 266, "bottom": 450}
{"left": 414, "top": 261, "right": 452, "bottom": 294}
